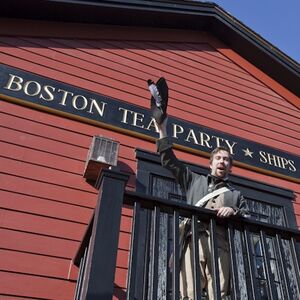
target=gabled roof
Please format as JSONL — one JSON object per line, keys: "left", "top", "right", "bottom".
{"left": 1, "top": 0, "right": 299, "bottom": 96}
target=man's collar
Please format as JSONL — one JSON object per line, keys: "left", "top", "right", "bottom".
{"left": 208, "top": 174, "right": 229, "bottom": 184}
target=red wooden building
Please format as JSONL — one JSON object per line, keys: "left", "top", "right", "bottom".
{"left": 0, "top": 0, "right": 299, "bottom": 299}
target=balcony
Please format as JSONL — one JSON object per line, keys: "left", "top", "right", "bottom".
{"left": 74, "top": 168, "right": 300, "bottom": 300}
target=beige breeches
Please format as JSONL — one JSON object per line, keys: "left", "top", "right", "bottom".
{"left": 180, "top": 233, "right": 230, "bottom": 300}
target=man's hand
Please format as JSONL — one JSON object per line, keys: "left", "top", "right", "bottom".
{"left": 157, "top": 116, "right": 168, "bottom": 139}
{"left": 215, "top": 207, "right": 235, "bottom": 218}
{"left": 148, "top": 77, "right": 168, "bottom": 125}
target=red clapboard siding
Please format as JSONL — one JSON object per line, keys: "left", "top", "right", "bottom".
{"left": 162, "top": 42, "right": 277, "bottom": 92}
{"left": 116, "top": 249, "right": 129, "bottom": 269}
{"left": 0, "top": 209, "right": 86, "bottom": 241}
{"left": 210, "top": 37, "right": 300, "bottom": 110}
{"left": 0, "top": 101, "right": 155, "bottom": 160}
{"left": 0, "top": 128, "right": 137, "bottom": 177}
{"left": 97, "top": 39, "right": 296, "bottom": 109}
{"left": 0, "top": 173, "right": 96, "bottom": 207}
{"left": 0, "top": 249, "right": 71, "bottom": 279}
{"left": 0, "top": 296, "right": 36, "bottom": 300}
{"left": 0, "top": 26, "right": 299, "bottom": 300}
{"left": 0, "top": 50, "right": 139, "bottom": 105}
{"left": 0, "top": 112, "right": 92, "bottom": 152}
{"left": 0, "top": 38, "right": 299, "bottom": 157}
{"left": 114, "top": 268, "right": 128, "bottom": 289}
{"left": 148, "top": 41, "right": 290, "bottom": 101}
{"left": 0, "top": 190, "right": 93, "bottom": 223}
{"left": 230, "top": 164, "right": 300, "bottom": 194}
{"left": 19, "top": 35, "right": 274, "bottom": 111}
{"left": 2, "top": 36, "right": 293, "bottom": 117}
{"left": 1, "top": 156, "right": 95, "bottom": 192}
{"left": 25, "top": 36, "right": 246, "bottom": 73}
{"left": 0, "top": 103, "right": 94, "bottom": 145}
{"left": 0, "top": 125, "right": 88, "bottom": 162}
{"left": 0, "top": 228, "right": 79, "bottom": 259}
{"left": 2, "top": 35, "right": 296, "bottom": 122}
{"left": 0, "top": 271, "right": 76, "bottom": 299}
{"left": 119, "top": 231, "right": 131, "bottom": 251}
{"left": 0, "top": 140, "right": 85, "bottom": 175}
{"left": 120, "top": 215, "right": 133, "bottom": 234}
{"left": 0, "top": 44, "right": 142, "bottom": 102}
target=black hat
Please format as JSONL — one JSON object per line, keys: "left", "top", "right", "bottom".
{"left": 147, "top": 77, "right": 168, "bottom": 125}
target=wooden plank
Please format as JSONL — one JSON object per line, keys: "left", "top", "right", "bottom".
{"left": 0, "top": 296, "right": 36, "bottom": 299}
{"left": 157, "top": 41, "right": 291, "bottom": 100}
{"left": 114, "top": 268, "right": 128, "bottom": 289}
{"left": 0, "top": 127, "right": 138, "bottom": 179}
{"left": 0, "top": 101, "right": 156, "bottom": 156}
{"left": 0, "top": 173, "right": 96, "bottom": 207}
{"left": 0, "top": 128, "right": 138, "bottom": 172}
{"left": 116, "top": 249, "right": 130, "bottom": 269}
{"left": 0, "top": 249, "right": 71, "bottom": 279}
{"left": 0, "top": 140, "right": 85, "bottom": 175}
{"left": 18, "top": 36, "right": 253, "bottom": 98}
{"left": 0, "top": 228, "right": 79, "bottom": 259}
{"left": 0, "top": 51, "right": 140, "bottom": 104}
{"left": 118, "top": 231, "right": 131, "bottom": 251}
{"left": 210, "top": 37, "right": 300, "bottom": 110}
{"left": 0, "top": 208, "right": 86, "bottom": 240}
{"left": 0, "top": 156, "right": 96, "bottom": 192}
{"left": 145, "top": 40, "right": 287, "bottom": 104}
{"left": 293, "top": 203, "right": 300, "bottom": 215}
{"left": 0, "top": 110, "right": 92, "bottom": 147}
{"left": 167, "top": 89, "right": 300, "bottom": 141}
{"left": 92, "top": 39, "right": 299, "bottom": 114}
{"left": 0, "top": 126, "right": 88, "bottom": 161}
{"left": 120, "top": 215, "right": 133, "bottom": 234}
{"left": 0, "top": 41, "right": 144, "bottom": 100}
{"left": 25, "top": 37, "right": 300, "bottom": 128}
{"left": 166, "top": 106, "right": 300, "bottom": 153}
{"left": 80, "top": 39, "right": 253, "bottom": 81}
{"left": 0, "top": 190, "right": 93, "bottom": 223}
{"left": 122, "top": 205, "right": 133, "bottom": 217}
{"left": 0, "top": 112, "right": 138, "bottom": 160}
{"left": 0, "top": 271, "right": 76, "bottom": 299}
{"left": 9, "top": 36, "right": 298, "bottom": 130}
{"left": 0, "top": 171, "right": 136, "bottom": 211}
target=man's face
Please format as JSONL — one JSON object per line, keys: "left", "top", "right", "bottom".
{"left": 210, "top": 150, "right": 232, "bottom": 178}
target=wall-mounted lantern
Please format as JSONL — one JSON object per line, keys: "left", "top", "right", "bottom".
{"left": 83, "top": 135, "right": 120, "bottom": 181}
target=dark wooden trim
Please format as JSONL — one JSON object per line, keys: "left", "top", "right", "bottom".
{"left": 80, "top": 168, "right": 129, "bottom": 300}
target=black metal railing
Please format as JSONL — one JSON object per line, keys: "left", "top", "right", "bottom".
{"left": 74, "top": 169, "right": 300, "bottom": 300}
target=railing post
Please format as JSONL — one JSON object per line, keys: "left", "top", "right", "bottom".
{"left": 81, "top": 167, "right": 129, "bottom": 300}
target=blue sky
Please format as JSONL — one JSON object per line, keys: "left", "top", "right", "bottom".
{"left": 209, "top": 1, "right": 300, "bottom": 63}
